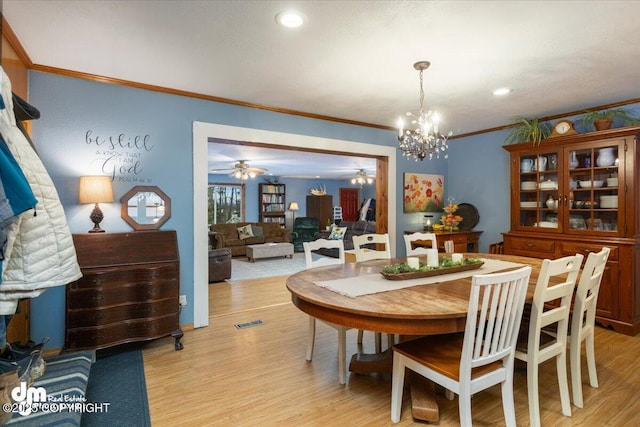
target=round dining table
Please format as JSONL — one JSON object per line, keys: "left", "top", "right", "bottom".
{"left": 286, "top": 253, "right": 544, "bottom": 422}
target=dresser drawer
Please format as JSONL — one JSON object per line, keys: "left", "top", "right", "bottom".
{"left": 65, "top": 313, "right": 179, "bottom": 351}
{"left": 558, "top": 241, "right": 619, "bottom": 261}
{"left": 69, "top": 263, "right": 177, "bottom": 289}
{"left": 504, "top": 236, "right": 555, "bottom": 257}
{"left": 66, "top": 298, "right": 179, "bottom": 328}
{"left": 66, "top": 280, "right": 178, "bottom": 309}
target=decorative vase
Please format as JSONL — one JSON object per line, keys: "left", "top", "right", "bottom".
{"left": 569, "top": 151, "right": 579, "bottom": 169}
{"left": 596, "top": 147, "right": 616, "bottom": 167}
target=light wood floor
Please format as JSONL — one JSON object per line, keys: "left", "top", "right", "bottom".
{"left": 142, "top": 275, "right": 640, "bottom": 426}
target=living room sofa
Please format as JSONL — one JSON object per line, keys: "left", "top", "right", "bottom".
{"left": 209, "top": 222, "right": 291, "bottom": 257}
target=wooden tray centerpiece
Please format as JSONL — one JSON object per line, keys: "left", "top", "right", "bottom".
{"left": 380, "top": 258, "right": 484, "bottom": 281}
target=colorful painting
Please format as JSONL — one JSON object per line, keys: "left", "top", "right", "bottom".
{"left": 403, "top": 173, "right": 444, "bottom": 213}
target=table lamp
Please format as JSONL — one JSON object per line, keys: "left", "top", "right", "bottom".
{"left": 79, "top": 175, "right": 114, "bottom": 233}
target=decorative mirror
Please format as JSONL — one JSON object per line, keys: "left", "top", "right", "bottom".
{"left": 121, "top": 185, "right": 171, "bottom": 230}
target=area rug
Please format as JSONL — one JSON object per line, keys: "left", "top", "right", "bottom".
{"left": 82, "top": 349, "right": 151, "bottom": 427}
{"left": 230, "top": 252, "right": 306, "bottom": 281}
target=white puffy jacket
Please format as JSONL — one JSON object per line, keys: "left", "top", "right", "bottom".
{"left": 0, "top": 68, "right": 81, "bottom": 315}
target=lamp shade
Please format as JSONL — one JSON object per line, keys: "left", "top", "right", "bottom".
{"left": 288, "top": 202, "right": 299, "bottom": 211}
{"left": 79, "top": 176, "right": 114, "bottom": 204}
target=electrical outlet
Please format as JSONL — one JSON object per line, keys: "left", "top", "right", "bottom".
{"left": 179, "top": 295, "right": 187, "bottom": 306}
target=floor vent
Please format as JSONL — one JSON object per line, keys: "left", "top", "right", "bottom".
{"left": 234, "top": 320, "right": 264, "bottom": 330}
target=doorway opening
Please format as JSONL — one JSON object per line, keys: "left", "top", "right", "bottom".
{"left": 193, "top": 122, "right": 396, "bottom": 328}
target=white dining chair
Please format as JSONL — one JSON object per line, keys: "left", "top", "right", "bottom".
{"left": 569, "top": 247, "right": 610, "bottom": 407}
{"left": 403, "top": 232, "right": 437, "bottom": 256}
{"left": 515, "top": 254, "right": 583, "bottom": 427}
{"left": 353, "top": 233, "right": 391, "bottom": 262}
{"left": 302, "top": 239, "right": 351, "bottom": 384}
{"left": 391, "top": 266, "right": 532, "bottom": 426}
{"left": 352, "top": 233, "right": 392, "bottom": 352}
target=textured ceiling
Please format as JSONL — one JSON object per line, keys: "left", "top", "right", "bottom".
{"left": 5, "top": 1, "right": 640, "bottom": 178}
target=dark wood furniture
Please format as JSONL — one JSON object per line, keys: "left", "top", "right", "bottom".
{"left": 65, "top": 231, "right": 183, "bottom": 351}
{"left": 405, "top": 229, "right": 483, "bottom": 253}
{"left": 259, "top": 183, "right": 286, "bottom": 225}
{"left": 306, "top": 195, "right": 333, "bottom": 229}
{"left": 503, "top": 126, "right": 640, "bottom": 335}
{"left": 286, "top": 254, "right": 542, "bottom": 422}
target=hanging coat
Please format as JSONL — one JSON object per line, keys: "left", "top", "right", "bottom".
{"left": 0, "top": 67, "right": 81, "bottom": 315}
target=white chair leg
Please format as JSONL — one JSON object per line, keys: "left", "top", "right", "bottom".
{"left": 306, "top": 316, "right": 316, "bottom": 361}
{"left": 527, "top": 361, "right": 541, "bottom": 427}
{"left": 557, "top": 352, "right": 572, "bottom": 417}
{"left": 570, "top": 334, "right": 584, "bottom": 408}
{"left": 357, "top": 329, "right": 364, "bottom": 344}
{"left": 585, "top": 330, "right": 598, "bottom": 388}
{"left": 390, "top": 354, "right": 405, "bottom": 423}
{"left": 458, "top": 390, "right": 473, "bottom": 427}
{"left": 501, "top": 377, "right": 517, "bottom": 427}
{"left": 338, "top": 328, "right": 347, "bottom": 385}
{"left": 375, "top": 332, "right": 382, "bottom": 353}
{"left": 387, "top": 333, "right": 395, "bottom": 348}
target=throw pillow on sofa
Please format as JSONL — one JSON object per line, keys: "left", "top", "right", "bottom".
{"left": 328, "top": 226, "right": 347, "bottom": 240}
{"left": 237, "top": 224, "right": 254, "bottom": 240}
{"left": 252, "top": 225, "right": 264, "bottom": 237}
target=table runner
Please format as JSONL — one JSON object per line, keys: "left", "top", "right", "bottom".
{"left": 313, "top": 258, "right": 526, "bottom": 298}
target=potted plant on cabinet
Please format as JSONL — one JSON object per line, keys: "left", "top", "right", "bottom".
{"left": 503, "top": 117, "right": 552, "bottom": 146}
{"left": 579, "top": 108, "right": 639, "bottom": 131}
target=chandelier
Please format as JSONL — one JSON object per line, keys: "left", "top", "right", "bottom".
{"left": 397, "top": 61, "right": 452, "bottom": 161}
{"left": 351, "top": 169, "right": 374, "bottom": 188}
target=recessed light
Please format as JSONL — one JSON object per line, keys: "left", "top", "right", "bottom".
{"left": 275, "top": 10, "right": 305, "bottom": 28}
{"left": 493, "top": 87, "right": 512, "bottom": 96}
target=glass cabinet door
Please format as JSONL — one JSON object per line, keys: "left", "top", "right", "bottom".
{"left": 564, "top": 141, "right": 620, "bottom": 235}
{"left": 516, "top": 149, "right": 562, "bottom": 231}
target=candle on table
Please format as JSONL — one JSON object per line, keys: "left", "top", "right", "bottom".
{"left": 426, "top": 249, "right": 439, "bottom": 267}
{"left": 451, "top": 253, "right": 463, "bottom": 263}
{"left": 407, "top": 257, "right": 420, "bottom": 270}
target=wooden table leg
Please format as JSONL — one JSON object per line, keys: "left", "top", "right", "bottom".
{"left": 409, "top": 372, "right": 439, "bottom": 422}
{"left": 348, "top": 350, "right": 440, "bottom": 422}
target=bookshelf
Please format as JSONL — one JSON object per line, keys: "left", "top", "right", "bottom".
{"left": 259, "top": 183, "right": 286, "bottom": 225}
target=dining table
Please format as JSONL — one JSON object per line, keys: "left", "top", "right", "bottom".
{"left": 286, "top": 253, "right": 544, "bottom": 422}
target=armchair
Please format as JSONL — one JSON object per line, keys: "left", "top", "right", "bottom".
{"left": 291, "top": 217, "right": 320, "bottom": 252}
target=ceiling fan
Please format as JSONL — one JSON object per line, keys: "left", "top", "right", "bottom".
{"left": 211, "top": 160, "right": 267, "bottom": 181}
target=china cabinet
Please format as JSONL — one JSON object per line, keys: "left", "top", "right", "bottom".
{"left": 503, "top": 127, "right": 640, "bottom": 335}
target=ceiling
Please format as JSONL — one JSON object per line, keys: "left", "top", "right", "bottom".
{"left": 5, "top": 1, "right": 640, "bottom": 179}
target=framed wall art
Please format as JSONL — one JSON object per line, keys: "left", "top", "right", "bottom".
{"left": 403, "top": 173, "right": 444, "bottom": 213}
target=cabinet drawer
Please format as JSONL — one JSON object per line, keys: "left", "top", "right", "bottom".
{"left": 65, "top": 314, "right": 179, "bottom": 350}
{"left": 66, "top": 298, "right": 179, "bottom": 328}
{"left": 558, "top": 241, "right": 619, "bottom": 261}
{"left": 69, "top": 263, "right": 177, "bottom": 289}
{"left": 505, "top": 236, "right": 555, "bottom": 256}
{"left": 66, "top": 280, "right": 178, "bottom": 309}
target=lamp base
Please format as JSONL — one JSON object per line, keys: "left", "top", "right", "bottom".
{"left": 88, "top": 203, "right": 106, "bottom": 233}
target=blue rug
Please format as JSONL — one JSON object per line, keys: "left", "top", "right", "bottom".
{"left": 82, "top": 349, "right": 151, "bottom": 427}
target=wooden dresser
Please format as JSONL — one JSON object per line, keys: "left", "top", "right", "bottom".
{"left": 65, "top": 231, "right": 183, "bottom": 351}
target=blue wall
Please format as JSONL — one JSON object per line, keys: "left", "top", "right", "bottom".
{"left": 27, "top": 71, "right": 405, "bottom": 349}
{"left": 25, "top": 69, "right": 640, "bottom": 349}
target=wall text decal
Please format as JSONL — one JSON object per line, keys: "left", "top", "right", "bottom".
{"left": 85, "top": 130, "right": 154, "bottom": 183}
